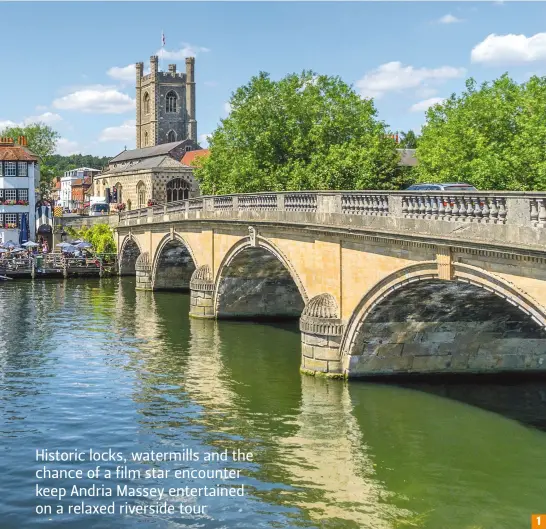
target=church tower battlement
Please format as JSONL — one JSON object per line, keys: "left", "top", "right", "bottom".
{"left": 136, "top": 55, "right": 197, "bottom": 149}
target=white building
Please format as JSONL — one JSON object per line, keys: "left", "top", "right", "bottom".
{"left": 0, "top": 136, "right": 39, "bottom": 244}
{"left": 60, "top": 167, "right": 100, "bottom": 210}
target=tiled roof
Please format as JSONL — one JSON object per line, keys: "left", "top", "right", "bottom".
{"left": 0, "top": 146, "right": 38, "bottom": 161}
{"left": 397, "top": 149, "right": 418, "bottom": 167}
{"left": 182, "top": 149, "right": 210, "bottom": 167}
{"left": 110, "top": 141, "right": 185, "bottom": 163}
{"left": 101, "top": 155, "right": 187, "bottom": 174}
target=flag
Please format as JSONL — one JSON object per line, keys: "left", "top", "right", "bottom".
{"left": 162, "top": 32, "right": 165, "bottom": 46}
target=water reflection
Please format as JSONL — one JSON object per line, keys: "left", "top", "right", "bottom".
{"left": 1, "top": 278, "right": 546, "bottom": 529}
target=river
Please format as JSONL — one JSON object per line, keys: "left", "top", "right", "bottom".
{"left": 1, "top": 278, "right": 545, "bottom": 529}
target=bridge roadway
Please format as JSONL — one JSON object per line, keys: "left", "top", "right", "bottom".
{"left": 86, "top": 190, "right": 546, "bottom": 378}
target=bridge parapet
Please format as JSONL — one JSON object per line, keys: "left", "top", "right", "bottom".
{"left": 118, "top": 190, "right": 546, "bottom": 253}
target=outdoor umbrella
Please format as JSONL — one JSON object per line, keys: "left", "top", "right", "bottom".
{"left": 0, "top": 248, "right": 8, "bottom": 253}
{"left": 22, "top": 241, "right": 39, "bottom": 247}
{"left": 19, "top": 214, "right": 29, "bottom": 245}
{"left": 3, "top": 241, "right": 16, "bottom": 249}
{"left": 56, "top": 242, "right": 72, "bottom": 247}
{"left": 76, "top": 242, "right": 93, "bottom": 249}
{"left": 11, "top": 248, "right": 25, "bottom": 253}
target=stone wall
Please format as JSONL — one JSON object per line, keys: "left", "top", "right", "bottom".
{"left": 347, "top": 281, "right": 546, "bottom": 377}
{"left": 216, "top": 247, "right": 305, "bottom": 319}
{"left": 154, "top": 240, "right": 196, "bottom": 290}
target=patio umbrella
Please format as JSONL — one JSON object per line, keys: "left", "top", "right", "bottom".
{"left": 22, "top": 241, "right": 39, "bottom": 247}
{"left": 56, "top": 242, "right": 72, "bottom": 247}
{"left": 0, "top": 248, "right": 8, "bottom": 253}
{"left": 76, "top": 242, "right": 93, "bottom": 249}
{"left": 11, "top": 248, "right": 26, "bottom": 253}
{"left": 3, "top": 241, "right": 16, "bottom": 248}
{"left": 19, "top": 213, "right": 29, "bottom": 245}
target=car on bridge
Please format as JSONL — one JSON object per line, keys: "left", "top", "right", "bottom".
{"left": 406, "top": 183, "right": 477, "bottom": 191}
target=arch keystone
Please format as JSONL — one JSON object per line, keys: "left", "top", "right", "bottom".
{"left": 300, "top": 293, "right": 345, "bottom": 378}
{"left": 189, "top": 265, "right": 215, "bottom": 319}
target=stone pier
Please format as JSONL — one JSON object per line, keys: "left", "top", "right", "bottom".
{"left": 189, "top": 265, "right": 214, "bottom": 318}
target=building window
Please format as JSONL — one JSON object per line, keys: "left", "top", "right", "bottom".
{"left": 167, "top": 130, "right": 176, "bottom": 143}
{"left": 17, "top": 162, "right": 27, "bottom": 176}
{"left": 185, "top": 146, "right": 192, "bottom": 152}
{"left": 5, "top": 162, "right": 16, "bottom": 176}
{"left": 144, "top": 131, "right": 149, "bottom": 146}
{"left": 18, "top": 189, "right": 28, "bottom": 201}
{"left": 5, "top": 213, "right": 17, "bottom": 228}
{"left": 166, "top": 178, "right": 189, "bottom": 202}
{"left": 143, "top": 92, "right": 150, "bottom": 114}
{"left": 136, "top": 181, "right": 146, "bottom": 208}
{"left": 166, "top": 91, "right": 177, "bottom": 113}
{"left": 5, "top": 189, "right": 16, "bottom": 201}
{"left": 0, "top": 163, "right": 3, "bottom": 176}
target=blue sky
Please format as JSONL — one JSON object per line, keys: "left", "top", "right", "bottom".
{"left": 1, "top": 1, "right": 545, "bottom": 158}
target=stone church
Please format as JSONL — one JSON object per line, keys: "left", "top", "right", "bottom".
{"left": 93, "top": 55, "right": 202, "bottom": 210}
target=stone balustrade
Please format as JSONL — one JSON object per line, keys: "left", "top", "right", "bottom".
{"left": 117, "top": 190, "right": 546, "bottom": 252}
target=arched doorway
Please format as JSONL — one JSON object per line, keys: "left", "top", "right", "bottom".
{"left": 36, "top": 225, "right": 52, "bottom": 249}
{"left": 166, "top": 178, "right": 190, "bottom": 202}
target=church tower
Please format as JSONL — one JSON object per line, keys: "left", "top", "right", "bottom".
{"left": 135, "top": 55, "right": 197, "bottom": 149}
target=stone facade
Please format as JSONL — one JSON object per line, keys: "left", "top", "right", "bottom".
{"left": 135, "top": 251, "right": 152, "bottom": 290}
{"left": 189, "top": 265, "right": 214, "bottom": 318}
{"left": 300, "top": 294, "right": 345, "bottom": 376}
{"left": 136, "top": 56, "right": 197, "bottom": 149}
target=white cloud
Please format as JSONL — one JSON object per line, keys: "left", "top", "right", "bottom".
{"left": 198, "top": 133, "right": 210, "bottom": 147}
{"left": 223, "top": 102, "right": 232, "bottom": 115}
{"left": 437, "top": 13, "right": 463, "bottom": 24}
{"left": 156, "top": 43, "right": 210, "bottom": 60}
{"left": 98, "top": 120, "right": 136, "bottom": 143}
{"left": 56, "top": 138, "right": 80, "bottom": 155}
{"left": 52, "top": 85, "right": 135, "bottom": 114}
{"left": 356, "top": 61, "right": 465, "bottom": 99}
{"left": 0, "top": 112, "right": 63, "bottom": 130}
{"left": 410, "top": 97, "right": 446, "bottom": 113}
{"left": 471, "top": 32, "right": 546, "bottom": 65}
{"left": 107, "top": 64, "right": 135, "bottom": 83}
{"left": 24, "top": 112, "right": 63, "bottom": 125}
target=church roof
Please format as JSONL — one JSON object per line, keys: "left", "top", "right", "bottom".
{"left": 101, "top": 155, "right": 189, "bottom": 174}
{"left": 181, "top": 149, "right": 210, "bottom": 167}
{"left": 110, "top": 140, "right": 194, "bottom": 163}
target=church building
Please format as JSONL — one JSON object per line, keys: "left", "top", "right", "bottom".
{"left": 93, "top": 55, "right": 202, "bottom": 210}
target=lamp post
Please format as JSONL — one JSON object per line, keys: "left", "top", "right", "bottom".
{"left": 61, "top": 230, "right": 67, "bottom": 243}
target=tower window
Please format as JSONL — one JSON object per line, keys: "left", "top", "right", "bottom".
{"left": 166, "top": 91, "right": 177, "bottom": 113}
{"left": 167, "top": 131, "right": 176, "bottom": 143}
{"left": 143, "top": 92, "right": 150, "bottom": 114}
{"left": 144, "top": 131, "right": 149, "bottom": 146}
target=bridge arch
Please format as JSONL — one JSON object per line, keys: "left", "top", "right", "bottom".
{"left": 119, "top": 235, "right": 142, "bottom": 276}
{"left": 213, "top": 234, "right": 308, "bottom": 319}
{"left": 341, "top": 261, "right": 546, "bottom": 376}
{"left": 151, "top": 233, "right": 198, "bottom": 291}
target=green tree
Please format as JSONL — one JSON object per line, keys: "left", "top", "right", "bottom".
{"left": 415, "top": 74, "right": 546, "bottom": 190}
{"left": 195, "top": 71, "right": 401, "bottom": 193}
{"left": 399, "top": 130, "right": 418, "bottom": 149}
{"left": 0, "top": 122, "right": 61, "bottom": 196}
{"left": 65, "top": 224, "right": 116, "bottom": 254}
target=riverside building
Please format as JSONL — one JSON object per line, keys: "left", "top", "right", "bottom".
{"left": 0, "top": 136, "right": 39, "bottom": 244}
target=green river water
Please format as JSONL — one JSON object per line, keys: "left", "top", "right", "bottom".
{"left": 1, "top": 277, "right": 545, "bottom": 528}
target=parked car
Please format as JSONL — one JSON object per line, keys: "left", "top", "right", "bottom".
{"left": 406, "top": 183, "right": 477, "bottom": 191}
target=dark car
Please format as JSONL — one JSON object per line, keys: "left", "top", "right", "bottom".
{"left": 406, "top": 183, "right": 477, "bottom": 191}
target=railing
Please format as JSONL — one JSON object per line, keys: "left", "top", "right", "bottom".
{"left": 402, "top": 195, "right": 508, "bottom": 224}
{"left": 342, "top": 194, "right": 389, "bottom": 216}
{"left": 117, "top": 191, "right": 546, "bottom": 236}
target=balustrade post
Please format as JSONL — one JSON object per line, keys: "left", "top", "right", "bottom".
{"left": 538, "top": 198, "right": 546, "bottom": 227}
{"left": 277, "top": 194, "right": 285, "bottom": 212}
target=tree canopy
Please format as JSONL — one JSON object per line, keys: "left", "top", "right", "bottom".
{"left": 195, "top": 71, "right": 403, "bottom": 194}
{"left": 415, "top": 74, "right": 546, "bottom": 191}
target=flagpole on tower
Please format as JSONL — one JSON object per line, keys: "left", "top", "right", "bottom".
{"left": 160, "top": 30, "right": 165, "bottom": 72}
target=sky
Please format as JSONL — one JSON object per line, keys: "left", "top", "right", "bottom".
{"left": 1, "top": 1, "right": 545, "bottom": 158}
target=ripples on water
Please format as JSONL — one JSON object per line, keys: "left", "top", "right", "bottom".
{"left": 1, "top": 278, "right": 545, "bottom": 529}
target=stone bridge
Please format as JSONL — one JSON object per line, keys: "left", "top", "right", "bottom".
{"left": 113, "top": 190, "right": 546, "bottom": 379}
